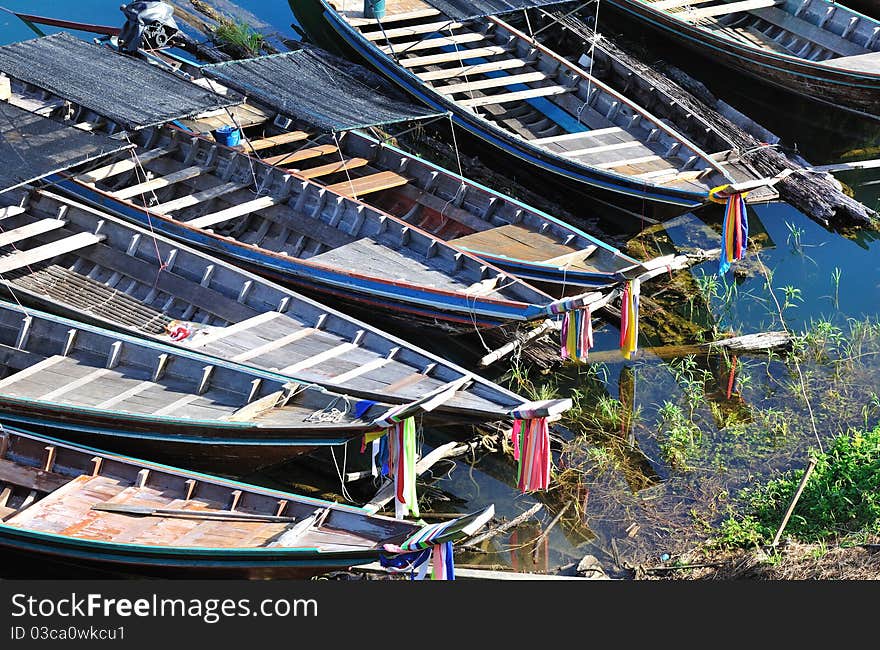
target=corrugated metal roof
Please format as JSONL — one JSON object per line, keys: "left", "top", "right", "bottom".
{"left": 0, "top": 33, "right": 240, "bottom": 131}
{"left": 202, "top": 48, "right": 442, "bottom": 132}
{"left": 0, "top": 102, "right": 133, "bottom": 194}
{"left": 424, "top": 0, "right": 570, "bottom": 20}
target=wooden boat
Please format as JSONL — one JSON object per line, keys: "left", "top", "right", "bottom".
{"left": 289, "top": 0, "right": 779, "bottom": 216}
{"left": 0, "top": 297, "right": 442, "bottom": 473}
{"left": 0, "top": 426, "right": 494, "bottom": 578}
{"left": 0, "top": 188, "right": 550, "bottom": 423}
{"left": 599, "top": 0, "right": 880, "bottom": 120}
{"left": 0, "top": 31, "right": 678, "bottom": 296}
{"left": 53, "top": 123, "right": 622, "bottom": 333}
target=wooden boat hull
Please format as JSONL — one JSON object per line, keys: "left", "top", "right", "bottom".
{"left": 602, "top": 0, "right": 880, "bottom": 121}
{"left": 289, "top": 0, "right": 715, "bottom": 218}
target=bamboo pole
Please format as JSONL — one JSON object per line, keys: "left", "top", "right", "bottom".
{"left": 771, "top": 457, "right": 818, "bottom": 547}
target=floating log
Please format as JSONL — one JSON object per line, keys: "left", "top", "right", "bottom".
{"left": 579, "top": 331, "right": 792, "bottom": 363}
{"left": 462, "top": 502, "right": 544, "bottom": 549}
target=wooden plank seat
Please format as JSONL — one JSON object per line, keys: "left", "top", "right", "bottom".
{"left": 240, "top": 130, "right": 310, "bottom": 152}
{"left": 75, "top": 146, "right": 175, "bottom": 184}
{"left": 297, "top": 158, "right": 370, "bottom": 179}
{"left": 823, "top": 51, "right": 880, "bottom": 72}
{"left": 595, "top": 155, "right": 664, "bottom": 170}
{"left": 436, "top": 71, "right": 550, "bottom": 95}
{"left": 380, "top": 32, "right": 486, "bottom": 54}
{"left": 346, "top": 7, "right": 441, "bottom": 27}
{"left": 185, "top": 196, "right": 277, "bottom": 230}
{"left": 417, "top": 58, "right": 535, "bottom": 81}
{"left": 651, "top": 0, "right": 716, "bottom": 9}
{"left": 399, "top": 46, "right": 512, "bottom": 68}
{"left": 326, "top": 171, "right": 409, "bottom": 198}
{"left": 0, "top": 205, "right": 27, "bottom": 220}
{"left": 748, "top": 7, "right": 869, "bottom": 58}
{"left": 0, "top": 219, "right": 67, "bottom": 248}
{"left": 364, "top": 19, "right": 467, "bottom": 41}
{"left": 560, "top": 140, "right": 648, "bottom": 159}
{"left": 0, "top": 457, "right": 73, "bottom": 493}
{"left": 262, "top": 144, "right": 339, "bottom": 166}
{"left": 682, "top": 0, "right": 784, "bottom": 20}
{"left": 531, "top": 126, "right": 623, "bottom": 145}
{"left": 0, "top": 232, "right": 104, "bottom": 274}
{"left": 152, "top": 182, "right": 249, "bottom": 214}
{"left": 459, "top": 85, "right": 574, "bottom": 108}
{"left": 452, "top": 223, "right": 591, "bottom": 266}
{"left": 111, "top": 165, "right": 210, "bottom": 200}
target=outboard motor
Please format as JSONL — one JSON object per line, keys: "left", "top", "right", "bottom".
{"left": 118, "top": 1, "right": 180, "bottom": 53}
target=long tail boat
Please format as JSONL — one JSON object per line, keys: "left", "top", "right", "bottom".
{"left": 600, "top": 0, "right": 880, "bottom": 120}
{"left": 0, "top": 425, "right": 494, "bottom": 578}
{"left": 0, "top": 188, "right": 556, "bottom": 423}
{"left": 289, "top": 0, "right": 779, "bottom": 217}
{"left": 0, "top": 298, "right": 448, "bottom": 473}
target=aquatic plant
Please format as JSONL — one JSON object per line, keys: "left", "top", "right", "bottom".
{"left": 714, "top": 426, "right": 880, "bottom": 547}
{"left": 212, "top": 18, "right": 265, "bottom": 58}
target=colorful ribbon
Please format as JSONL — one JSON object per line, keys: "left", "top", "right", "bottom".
{"left": 619, "top": 279, "right": 640, "bottom": 360}
{"left": 386, "top": 417, "right": 419, "bottom": 519}
{"left": 710, "top": 185, "right": 749, "bottom": 276}
{"left": 560, "top": 306, "right": 593, "bottom": 362}
{"left": 383, "top": 519, "right": 458, "bottom": 580}
{"left": 511, "top": 417, "right": 551, "bottom": 493}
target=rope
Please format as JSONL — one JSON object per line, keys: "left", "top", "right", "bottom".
{"left": 575, "top": 0, "right": 603, "bottom": 127}
{"left": 331, "top": 130, "right": 359, "bottom": 199}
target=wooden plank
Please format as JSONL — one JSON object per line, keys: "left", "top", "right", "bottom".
{"left": 0, "top": 457, "right": 71, "bottom": 492}
{"left": 186, "top": 196, "right": 277, "bottom": 230}
{"left": 262, "top": 144, "right": 338, "bottom": 166}
{"left": 326, "top": 171, "right": 409, "bottom": 197}
{"left": 417, "top": 58, "right": 533, "bottom": 81}
{"left": 822, "top": 51, "right": 880, "bottom": 73}
{"left": 75, "top": 147, "right": 174, "bottom": 184}
{"left": 682, "top": 0, "right": 783, "bottom": 20}
{"left": 94, "top": 380, "right": 156, "bottom": 409}
{"left": 297, "top": 158, "right": 369, "bottom": 179}
{"left": 0, "top": 355, "right": 66, "bottom": 390}
{"left": 152, "top": 182, "right": 249, "bottom": 214}
{"left": 399, "top": 46, "right": 510, "bottom": 68}
{"left": 540, "top": 245, "right": 598, "bottom": 267}
{"left": 0, "top": 219, "right": 67, "bottom": 248}
{"left": 594, "top": 155, "right": 664, "bottom": 170}
{"left": 152, "top": 393, "right": 205, "bottom": 417}
{"left": 531, "top": 127, "right": 623, "bottom": 145}
{"left": 436, "top": 71, "right": 549, "bottom": 95}
{"left": 748, "top": 7, "right": 867, "bottom": 57}
{"left": 277, "top": 343, "right": 357, "bottom": 375}
{"left": 346, "top": 7, "right": 441, "bottom": 27}
{"left": 560, "top": 140, "right": 645, "bottom": 158}
{"left": 0, "top": 205, "right": 27, "bottom": 220}
{"left": 459, "top": 85, "right": 572, "bottom": 107}
{"left": 241, "top": 131, "right": 310, "bottom": 152}
{"left": 651, "top": 0, "right": 715, "bottom": 10}
{"left": 381, "top": 32, "right": 486, "bottom": 54}
{"left": 363, "top": 19, "right": 465, "bottom": 40}
{"left": 229, "top": 327, "right": 317, "bottom": 362}
{"left": 329, "top": 356, "right": 392, "bottom": 384}
{"left": 111, "top": 166, "right": 209, "bottom": 200}
{"left": 40, "top": 368, "right": 113, "bottom": 401}
{"left": 183, "top": 310, "right": 284, "bottom": 348}
{"left": 0, "top": 232, "right": 103, "bottom": 274}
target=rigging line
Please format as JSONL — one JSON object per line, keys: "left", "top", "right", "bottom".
{"left": 121, "top": 137, "right": 166, "bottom": 268}
{"left": 331, "top": 130, "right": 359, "bottom": 199}
{"left": 330, "top": 443, "right": 355, "bottom": 503}
{"left": 523, "top": 8, "right": 535, "bottom": 41}
{"left": 533, "top": 2, "right": 595, "bottom": 39}
{"left": 447, "top": 24, "right": 477, "bottom": 102}
{"left": 576, "top": 0, "right": 603, "bottom": 127}
{"left": 383, "top": 20, "right": 457, "bottom": 58}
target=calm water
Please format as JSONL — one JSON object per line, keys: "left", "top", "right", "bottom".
{"left": 0, "top": 1, "right": 878, "bottom": 576}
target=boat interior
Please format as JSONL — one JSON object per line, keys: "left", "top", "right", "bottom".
{"left": 0, "top": 427, "right": 409, "bottom": 549}
{"left": 640, "top": 0, "right": 880, "bottom": 67}
{"left": 336, "top": 0, "right": 739, "bottom": 194}
{"left": 0, "top": 192, "right": 510, "bottom": 415}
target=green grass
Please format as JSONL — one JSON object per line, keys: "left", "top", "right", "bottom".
{"left": 715, "top": 425, "right": 880, "bottom": 547}
{"left": 212, "top": 19, "right": 265, "bottom": 58}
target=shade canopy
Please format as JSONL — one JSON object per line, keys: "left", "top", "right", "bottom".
{"left": 424, "top": 0, "right": 571, "bottom": 20}
{"left": 202, "top": 48, "right": 443, "bottom": 132}
{"left": 0, "top": 33, "right": 239, "bottom": 131}
{"left": 0, "top": 102, "right": 133, "bottom": 194}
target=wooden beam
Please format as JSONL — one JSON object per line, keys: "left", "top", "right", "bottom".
{"left": 594, "top": 155, "right": 664, "bottom": 170}
{"left": 75, "top": 146, "right": 174, "bottom": 184}
{"left": 276, "top": 342, "right": 357, "bottom": 375}
{"left": 241, "top": 131, "right": 310, "bottom": 152}
{"left": 0, "top": 232, "right": 104, "bottom": 274}
{"left": 152, "top": 182, "right": 249, "bottom": 214}
{"left": 0, "top": 219, "right": 67, "bottom": 248}
{"left": 346, "top": 7, "right": 441, "bottom": 27}
{"left": 560, "top": 140, "right": 645, "bottom": 158}
{"left": 229, "top": 327, "right": 318, "bottom": 363}
{"left": 183, "top": 310, "right": 284, "bottom": 348}
{"left": 262, "top": 144, "right": 338, "bottom": 167}
{"left": 296, "top": 158, "right": 369, "bottom": 179}
{"left": 417, "top": 58, "right": 534, "bottom": 81}
{"left": 540, "top": 245, "right": 598, "bottom": 267}
{"left": 531, "top": 127, "right": 623, "bottom": 145}
{"left": 0, "top": 354, "right": 66, "bottom": 390}
{"left": 94, "top": 380, "right": 156, "bottom": 409}
{"left": 40, "top": 368, "right": 112, "bottom": 401}
{"left": 381, "top": 32, "right": 485, "bottom": 54}
{"left": 436, "top": 71, "right": 549, "bottom": 95}
{"left": 0, "top": 457, "right": 71, "bottom": 493}
{"left": 399, "top": 46, "right": 511, "bottom": 68}
{"left": 185, "top": 196, "right": 277, "bottom": 230}
{"left": 363, "top": 19, "right": 465, "bottom": 41}
{"left": 459, "top": 85, "right": 572, "bottom": 107}
{"left": 326, "top": 171, "right": 409, "bottom": 198}
{"left": 651, "top": 0, "right": 715, "bottom": 10}
{"left": 682, "top": 0, "right": 783, "bottom": 20}
{"left": 111, "top": 165, "right": 209, "bottom": 200}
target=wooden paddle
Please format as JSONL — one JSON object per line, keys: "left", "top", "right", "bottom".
{"left": 91, "top": 503, "right": 298, "bottom": 523}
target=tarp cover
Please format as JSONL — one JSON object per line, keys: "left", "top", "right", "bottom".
{"left": 424, "top": 0, "right": 571, "bottom": 20}
{"left": 202, "top": 47, "right": 443, "bottom": 132}
{"left": 0, "top": 102, "right": 132, "bottom": 194}
{"left": 0, "top": 32, "right": 239, "bottom": 131}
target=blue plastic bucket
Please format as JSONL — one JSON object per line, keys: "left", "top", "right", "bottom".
{"left": 364, "top": 0, "right": 386, "bottom": 19}
{"left": 214, "top": 125, "right": 241, "bottom": 147}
